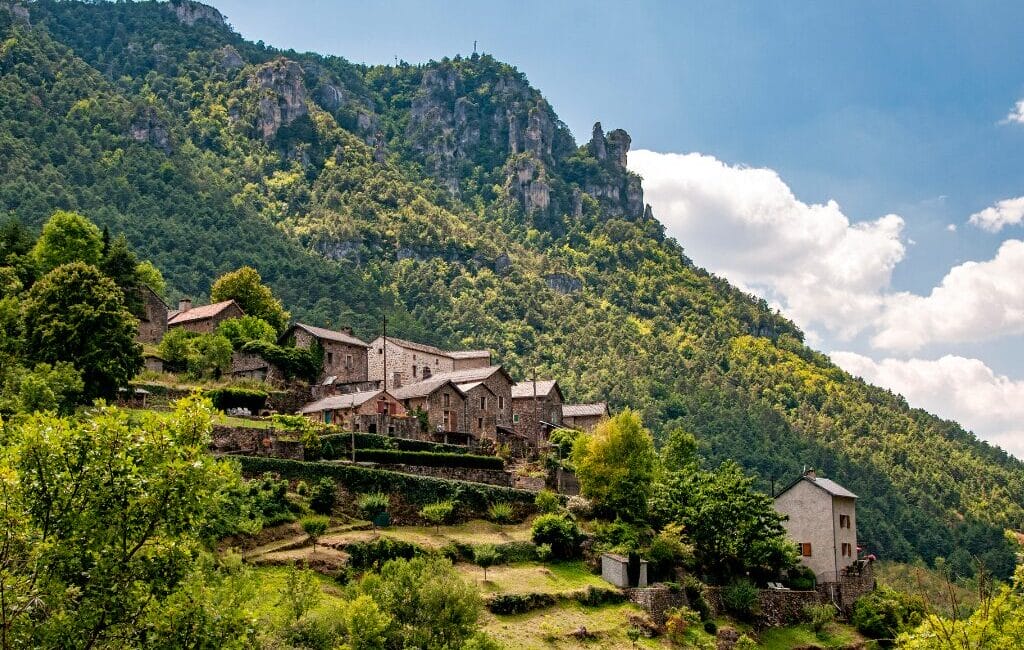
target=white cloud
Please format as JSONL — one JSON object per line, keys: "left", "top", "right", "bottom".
{"left": 968, "top": 196, "right": 1024, "bottom": 232}
{"left": 831, "top": 351, "right": 1024, "bottom": 458}
{"left": 872, "top": 239, "right": 1024, "bottom": 351}
{"left": 946, "top": 223, "right": 957, "bottom": 232}
{"left": 629, "top": 150, "right": 905, "bottom": 339}
{"left": 1003, "top": 99, "right": 1024, "bottom": 125}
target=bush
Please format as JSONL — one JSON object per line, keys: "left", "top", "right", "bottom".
{"left": 535, "top": 543, "right": 553, "bottom": 562}
{"left": 787, "top": 564, "right": 817, "bottom": 590}
{"left": 665, "top": 606, "right": 701, "bottom": 644}
{"left": 486, "top": 592, "right": 556, "bottom": 615}
{"left": 301, "top": 515, "right": 329, "bottom": 551}
{"left": 683, "top": 576, "right": 711, "bottom": 622}
{"left": 565, "top": 495, "right": 593, "bottom": 518}
{"left": 495, "top": 541, "right": 536, "bottom": 563}
{"left": 702, "top": 619, "right": 717, "bottom": 635}
{"left": 722, "top": 579, "right": 759, "bottom": 620}
{"left": 283, "top": 617, "right": 336, "bottom": 650}
{"left": 646, "top": 524, "right": 692, "bottom": 580}
{"left": 419, "top": 499, "right": 455, "bottom": 531}
{"left": 488, "top": 502, "right": 514, "bottom": 524}
{"left": 805, "top": 603, "right": 836, "bottom": 633}
{"left": 851, "top": 586, "right": 926, "bottom": 643}
{"left": 240, "top": 339, "right": 319, "bottom": 381}
{"left": 309, "top": 477, "right": 336, "bottom": 515}
{"left": 530, "top": 513, "right": 582, "bottom": 559}
{"left": 474, "top": 544, "right": 500, "bottom": 581}
{"left": 534, "top": 489, "right": 561, "bottom": 514}
{"left": 346, "top": 537, "right": 423, "bottom": 571}
{"left": 204, "top": 386, "right": 268, "bottom": 413}
{"left": 355, "top": 449, "right": 504, "bottom": 470}
{"left": 295, "top": 480, "right": 309, "bottom": 496}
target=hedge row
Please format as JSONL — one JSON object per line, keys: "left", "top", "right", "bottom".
{"left": 205, "top": 387, "right": 268, "bottom": 412}
{"left": 319, "top": 432, "right": 474, "bottom": 456}
{"left": 354, "top": 449, "right": 504, "bottom": 471}
{"left": 233, "top": 456, "right": 534, "bottom": 512}
{"left": 486, "top": 585, "right": 624, "bottom": 615}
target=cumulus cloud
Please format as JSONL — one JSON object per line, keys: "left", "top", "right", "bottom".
{"left": 968, "top": 196, "right": 1024, "bottom": 232}
{"left": 872, "top": 239, "right": 1024, "bottom": 351}
{"left": 831, "top": 351, "right": 1024, "bottom": 458}
{"left": 1003, "top": 99, "right": 1024, "bottom": 125}
{"left": 629, "top": 150, "right": 905, "bottom": 339}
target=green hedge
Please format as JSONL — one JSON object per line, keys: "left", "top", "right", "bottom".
{"left": 204, "top": 386, "right": 268, "bottom": 412}
{"left": 486, "top": 586, "right": 623, "bottom": 615}
{"left": 319, "top": 432, "right": 474, "bottom": 456}
{"left": 233, "top": 456, "right": 534, "bottom": 513}
{"left": 354, "top": 449, "right": 504, "bottom": 471}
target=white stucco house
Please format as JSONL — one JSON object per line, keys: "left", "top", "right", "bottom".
{"left": 773, "top": 469, "right": 858, "bottom": 583}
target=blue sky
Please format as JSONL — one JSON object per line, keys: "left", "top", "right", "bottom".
{"left": 209, "top": 0, "right": 1024, "bottom": 456}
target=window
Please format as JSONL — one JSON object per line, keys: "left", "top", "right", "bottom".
{"left": 800, "top": 543, "right": 813, "bottom": 557}
{"left": 498, "top": 396, "right": 505, "bottom": 410}
{"left": 378, "top": 348, "right": 383, "bottom": 354}
{"left": 443, "top": 410, "right": 454, "bottom": 430}
{"left": 840, "top": 514, "right": 851, "bottom": 529}
{"left": 327, "top": 352, "right": 334, "bottom": 365}
{"left": 412, "top": 366, "right": 418, "bottom": 377}
{"left": 346, "top": 354, "right": 352, "bottom": 368}
{"left": 477, "top": 417, "right": 483, "bottom": 430}
{"left": 443, "top": 393, "right": 450, "bottom": 407}
{"left": 841, "top": 543, "right": 852, "bottom": 557}
{"left": 423, "top": 367, "right": 431, "bottom": 379}
{"left": 480, "top": 396, "right": 487, "bottom": 410}
{"left": 513, "top": 413, "right": 520, "bottom": 423}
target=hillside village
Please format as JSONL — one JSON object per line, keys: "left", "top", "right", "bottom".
{"left": 0, "top": 1, "right": 1021, "bottom": 647}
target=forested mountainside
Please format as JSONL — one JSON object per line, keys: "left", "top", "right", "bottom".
{"left": 1, "top": 0, "right": 1021, "bottom": 571}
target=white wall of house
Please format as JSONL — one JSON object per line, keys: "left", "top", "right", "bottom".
{"left": 774, "top": 480, "right": 857, "bottom": 582}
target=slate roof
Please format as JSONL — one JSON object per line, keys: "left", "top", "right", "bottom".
{"left": 562, "top": 402, "right": 608, "bottom": 418}
{"left": 289, "top": 323, "right": 368, "bottom": 347}
{"left": 512, "top": 380, "right": 562, "bottom": 400}
{"left": 299, "top": 390, "right": 384, "bottom": 414}
{"left": 373, "top": 336, "right": 490, "bottom": 361}
{"left": 457, "top": 381, "right": 495, "bottom": 395}
{"left": 390, "top": 378, "right": 463, "bottom": 401}
{"left": 428, "top": 365, "right": 512, "bottom": 385}
{"left": 167, "top": 299, "right": 241, "bottom": 324}
{"left": 447, "top": 349, "right": 491, "bottom": 360}
{"left": 776, "top": 473, "right": 859, "bottom": 500}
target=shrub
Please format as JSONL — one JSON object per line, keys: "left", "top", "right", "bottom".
{"left": 722, "top": 579, "right": 759, "bottom": 620}
{"left": 283, "top": 616, "right": 336, "bottom": 650}
{"left": 787, "top": 564, "right": 816, "bottom": 590}
{"left": 357, "top": 492, "right": 390, "bottom": 528}
{"left": 346, "top": 537, "right": 422, "bottom": 571}
{"left": 683, "top": 576, "right": 712, "bottom": 622}
{"left": 474, "top": 544, "right": 500, "bottom": 581}
{"left": 534, "top": 489, "right": 561, "bottom": 514}
{"left": 702, "top": 619, "right": 717, "bottom": 635}
{"left": 281, "top": 567, "right": 321, "bottom": 623}
{"left": 565, "top": 495, "right": 593, "bottom": 518}
{"left": 734, "top": 634, "right": 758, "bottom": 650}
{"left": 665, "top": 606, "right": 701, "bottom": 644}
{"left": 646, "top": 524, "right": 692, "bottom": 580}
{"left": 575, "top": 585, "right": 624, "bottom": 606}
{"left": 531, "top": 513, "right": 582, "bottom": 559}
{"left": 851, "top": 586, "right": 926, "bottom": 642}
{"left": 419, "top": 499, "right": 455, "bottom": 532}
{"left": 805, "top": 603, "right": 836, "bottom": 633}
{"left": 535, "top": 543, "right": 553, "bottom": 562}
{"left": 592, "top": 519, "right": 651, "bottom": 555}
{"left": 295, "top": 480, "right": 309, "bottom": 496}
{"left": 486, "top": 592, "right": 556, "bottom": 615}
{"left": 309, "top": 477, "right": 336, "bottom": 515}
{"left": 488, "top": 502, "right": 514, "bottom": 524}
{"left": 495, "top": 541, "right": 536, "bottom": 563}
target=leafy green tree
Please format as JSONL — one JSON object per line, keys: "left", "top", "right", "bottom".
{"left": 0, "top": 396, "right": 246, "bottom": 648}
{"left": 572, "top": 409, "right": 656, "bottom": 521}
{"left": 301, "top": 515, "right": 329, "bottom": 553}
{"left": 420, "top": 499, "right": 455, "bottom": 533}
{"left": 135, "top": 260, "right": 166, "bottom": 296}
{"left": 852, "top": 585, "right": 927, "bottom": 644}
{"left": 530, "top": 513, "right": 583, "bottom": 559}
{"left": 279, "top": 567, "right": 321, "bottom": 624}
{"left": 218, "top": 315, "right": 278, "bottom": 349}
{"left": 358, "top": 492, "right": 390, "bottom": 528}
{"left": 158, "top": 327, "right": 195, "bottom": 371}
{"left": 186, "top": 332, "right": 233, "bottom": 379}
{"left": 474, "top": 544, "right": 499, "bottom": 581}
{"left": 356, "top": 556, "right": 483, "bottom": 650}
{"left": 98, "top": 234, "right": 141, "bottom": 313}
{"left": 661, "top": 426, "right": 700, "bottom": 473}
{"left": 339, "top": 594, "right": 391, "bottom": 650}
{"left": 651, "top": 461, "right": 796, "bottom": 581}
{"left": 534, "top": 489, "right": 561, "bottom": 514}
{"left": 22, "top": 263, "right": 142, "bottom": 400}
{"left": 210, "top": 266, "right": 290, "bottom": 333}
{"left": 0, "top": 362, "right": 83, "bottom": 414}
{"left": 309, "top": 477, "right": 337, "bottom": 515}
{"left": 31, "top": 211, "right": 103, "bottom": 274}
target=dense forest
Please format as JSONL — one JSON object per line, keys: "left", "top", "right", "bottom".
{"left": 1, "top": 0, "right": 1021, "bottom": 573}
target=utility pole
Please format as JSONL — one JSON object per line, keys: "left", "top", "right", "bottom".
{"left": 532, "top": 365, "right": 538, "bottom": 448}
{"left": 382, "top": 313, "right": 388, "bottom": 390}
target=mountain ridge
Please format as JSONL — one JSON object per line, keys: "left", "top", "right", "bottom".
{"left": 1, "top": 0, "right": 1021, "bottom": 573}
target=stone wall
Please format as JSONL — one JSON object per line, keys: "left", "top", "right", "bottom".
{"left": 368, "top": 462, "right": 513, "bottom": 487}
{"left": 210, "top": 425, "right": 305, "bottom": 460}
{"left": 706, "top": 586, "right": 829, "bottom": 627}
{"left": 817, "top": 562, "right": 876, "bottom": 615}
{"left": 625, "top": 586, "right": 685, "bottom": 625}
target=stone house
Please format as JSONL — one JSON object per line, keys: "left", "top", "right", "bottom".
{"left": 562, "top": 402, "right": 609, "bottom": 432}
{"left": 283, "top": 323, "right": 369, "bottom": 385}
{"left": 366, "top": 336, "right": 491, "bottom": 389}
{"left": 299, "top": 389, "right": 406, "bottom": 432}
{"left": 428, "top": 365, "right": 515, "bottom": 433}
{"left": 229, "top": 350, "right": 282, "bottom": 384}
{"left": 773, "top": 469, "right": 859, "bottom": 583}
{"left": 167, "top": 298, "right": 245, "bottom": 334}
{"left": 512, "top": 380, "right": 564, "bottom": 447}
{"left": 135, "top": 285, "right": 168, "bottom": 344}
{"left": 390, "top": 378, "right": 467, "bottom": 436}
{"left": 460, "top": 381, "right": 499, "bottom": 440}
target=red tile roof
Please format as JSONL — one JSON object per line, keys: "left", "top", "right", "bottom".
{"left": 167, "top": 299, "right": 241, "bottom": 325}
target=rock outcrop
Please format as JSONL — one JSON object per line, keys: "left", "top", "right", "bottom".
{"left": 129, "top": 107, "right": 171, "bottom": 153}
{"left": 169, "top": 0, "right": 225, "bottom": 27}
{"left": 252, "top": 59, "right": 308, "bottom": 140}
{"left": 582, "top": 121, "right": 645, "bottom": 219}
{"left": 216, "top": 45, "right": 245, "bottom": 71}
{"left": 505, "top": 155, "right": 551, "bottom": 214}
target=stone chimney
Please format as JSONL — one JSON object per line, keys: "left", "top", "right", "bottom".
{"left": 341, "top": 326, "right": 354, "bottom": 335}
{"left": 178, "top": 298, "right": 192, "bottom": 312}
{"left": 804, "top": 467, "right": 817, "bottom": 479}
